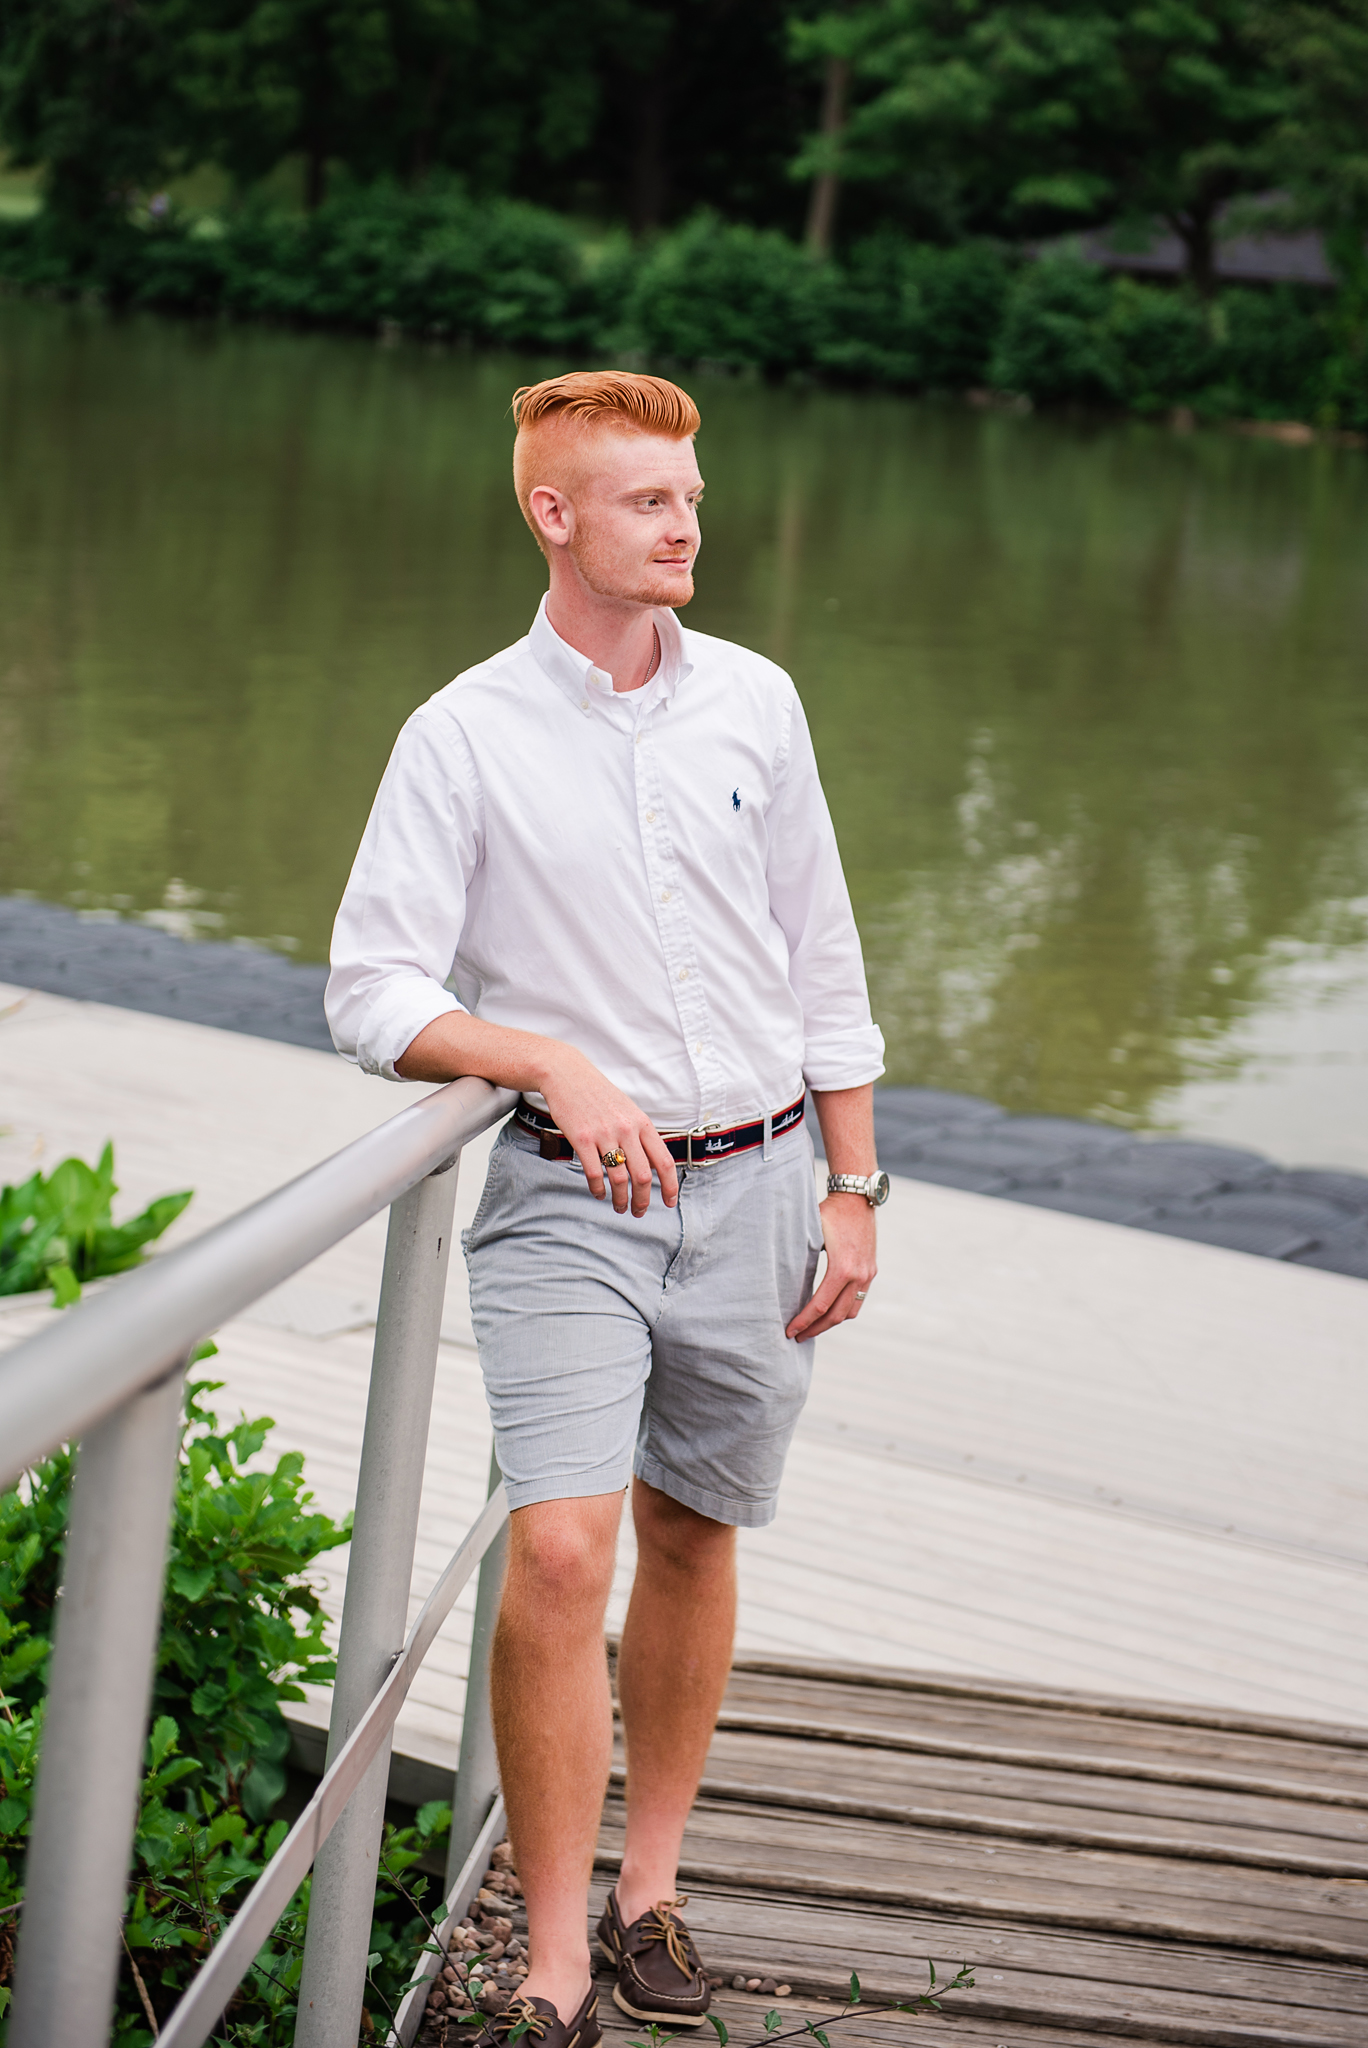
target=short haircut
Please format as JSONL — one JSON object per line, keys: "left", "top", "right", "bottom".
{"left": 511, "top": 370, "right": 700, "bottom": 547}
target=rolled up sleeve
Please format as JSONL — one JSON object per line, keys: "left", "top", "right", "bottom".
{"left": 326, "top": 709, "right": 482, "bottom": 1081}
{"left": 767, "top": 694, "right": 886, "bottom": 1092}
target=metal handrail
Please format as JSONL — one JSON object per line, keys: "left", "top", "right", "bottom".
{"left": 1, "top": 1074, "right": 517, "bottom": 2048}
{"left": 0, "top": 1076, "right": 512, "bottom": 1489}
{"left": 157, "top": 1486, "right": 510, "bottom": 2048}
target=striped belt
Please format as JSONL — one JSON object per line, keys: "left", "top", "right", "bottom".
{"left": 513, "top": 1094, "right": 805, "bottom": 1165}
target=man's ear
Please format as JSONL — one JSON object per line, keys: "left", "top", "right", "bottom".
{"left": 529, "top": 484, "right": 572, "bottom": 550}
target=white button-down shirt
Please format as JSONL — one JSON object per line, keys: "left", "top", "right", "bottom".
{"left": 326, "top": 598, "right": 884, "bottom": 1127}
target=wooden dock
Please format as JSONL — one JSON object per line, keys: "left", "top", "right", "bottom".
{"left": 3, "top": 984, "right": 1365, "bottom": 1748}
{"left": 4, "top": 987, "right": 1368, "bottom": 2041}
{"left": 423, "top": 1651, "right": 1368, "bottom": 2048}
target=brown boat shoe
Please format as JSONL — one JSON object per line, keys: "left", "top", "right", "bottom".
{"left": 596, "top": 1887, "right": 711, "bottom": 2026}
{"left": 469, "top": 1986, "right": 601, "bottom": 2048}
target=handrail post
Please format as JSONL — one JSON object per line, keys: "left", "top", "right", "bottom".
{"left": 9, "top": 1361, "right": 187, "bottom": 2048}
{"left": 294, "top": 1155, "right": 462, "bottom": 2048}
{"left": 447, "top": 1445, "right": 508, "bottom": 1890}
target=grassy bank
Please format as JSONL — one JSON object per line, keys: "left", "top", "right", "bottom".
{"left": 0, "top": 182, "right": 1358, "bottom": 427}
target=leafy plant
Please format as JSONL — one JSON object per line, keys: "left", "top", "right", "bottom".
{"left": 627, "top": 211, "right": 828, "bottom": 373}
{"left": 990, "top": 250, "right": 1123, "bottom": 404}
{"left": 155, "top": 1382, "right": 351, "bottom": 1823}
{"left": 817, "top": 234, "right": 1010, "bottom": 388}
{"left": 0, "top": 1380, "right": 355, "bottom": 2040}
{"left": 0, "top": 1142, "right": 191, "bottom": 1306}
{"left": 619, "top": 1963, "right": 978, "bottom": 2048}
{"left": 0, "top": 177, "right": 1349, "bottom": 424}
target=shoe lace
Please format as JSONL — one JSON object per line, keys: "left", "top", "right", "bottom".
{"left": 640, "top": 1896, "right": 695, "bottom": 1977}
{"left": 493, "top": 1998, "right": 550, "bottom": 2043}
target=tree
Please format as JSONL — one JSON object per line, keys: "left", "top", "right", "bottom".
{"left": 792, "top": 1, "right": 1287, "bottom": 291}
{"left": 1249, "top": 0, "right": 1368, "bottom": 418}
{"left": 556, "top": 0, "right": 818, "bottom": 235}
{"left": 179, "top": 0, "right": 401, "bottom": 210}
{"left": 1253, "top": 3, "right": 1368, "bottom": 289}
{"left": 0, "top": 0, "right": 193, "bottom": 232}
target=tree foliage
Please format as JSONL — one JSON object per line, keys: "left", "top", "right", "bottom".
{"left": 794, "top": 1, "right": 1289, "bottom": 287}
{"left": 0, "top": 0, "right": 192, "bottom": 233}
{"left": 0, "top": 0, "right": 824, "bottom": 229}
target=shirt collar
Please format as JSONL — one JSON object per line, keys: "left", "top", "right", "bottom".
{"left": 528, "top": 594, "right": 692, "bottom": 712}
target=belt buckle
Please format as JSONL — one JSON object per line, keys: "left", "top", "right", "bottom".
{"left": 685, "top": 1121, "right": 722, "bottom": 1166}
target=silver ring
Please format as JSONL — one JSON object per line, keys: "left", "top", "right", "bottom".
{"left": 854, "top": 1289, "right": 868, "bottom": 1299}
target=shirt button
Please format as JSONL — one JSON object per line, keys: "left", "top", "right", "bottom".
{"left": 695, "top": 1041, "right": 703, "bottom": 1054}
{"left": 660, "top": 889, "right": 671, "bottom": 904}
{"left": 645, "top": 809, "right": 656, "bottom": 823}
{"left": 580, "top": 700, "right": 589, "bottom": 713}
{"left": 677, "top": 968, "right": 689, "bottom": 982}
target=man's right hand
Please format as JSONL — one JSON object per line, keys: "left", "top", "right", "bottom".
{"left": 541, "top": 1047, "right": 679, "bottom": 1215}
{"left": 396, "top": 1013, "right": 678, "bottom": 1216}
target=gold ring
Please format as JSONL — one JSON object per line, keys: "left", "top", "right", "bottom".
{"left": 600, "top": 1149, "right": 627, "bottom": 1170}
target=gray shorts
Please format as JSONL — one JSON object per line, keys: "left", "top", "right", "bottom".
{"left": 462, "top": 1118, "right": 824, "bottom": 1527}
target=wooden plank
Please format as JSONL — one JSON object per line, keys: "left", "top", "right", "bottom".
{"left": 723, "top": 1654, "right": 1368, "bottom": 1753}
{"left": 587, "top": 1896, "right": 1368, "bottom": 2045}
{"left": 667, "top": 1796, "right": 1368, "bottom": 1926}
{"left": 715, "top": 1677, "right": 1368, "bottom": 1790}
{"left": 706, "top": 1709, "right": 1368, "bottom": 1806}
{"left": 655, "top": 1886, "right": 1368, "bottom": 2011}
{"left": 601, "top": 2003, "right": 1333, "bottom": 2048}
{"left": 686, "top": 1731, "right": 1368, "bottom": 1850}
{"left": 676, "top": 1771, "right": 1368, "bottom": 1879}
{"left": 595, "top": 1802, "right": 1368, "bottom": 1964}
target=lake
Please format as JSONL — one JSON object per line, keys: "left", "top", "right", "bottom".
{"left": 2, "top": 297, "right": 1366, "bottom": 1167}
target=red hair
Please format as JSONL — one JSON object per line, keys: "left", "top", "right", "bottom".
{"left": 512, "top": 371, "right": 700, "bottom": 546}
{"left": 511, "top": 369, "right": 700, "bottom": 438}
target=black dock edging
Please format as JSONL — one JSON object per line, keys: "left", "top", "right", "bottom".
{"left": 3, "top": 893, "right": 1366, "bottom": 1279}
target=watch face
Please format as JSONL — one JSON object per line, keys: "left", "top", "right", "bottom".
{"left": 871, "top": 1171, "right": 891, "bottom": 1205}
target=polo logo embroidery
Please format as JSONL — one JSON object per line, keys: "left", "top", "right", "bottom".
{"left": 732, "top": 788, "right": 741, "bottom": 812}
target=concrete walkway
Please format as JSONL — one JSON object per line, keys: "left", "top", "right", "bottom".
{"left": 2, "top": 982, "right": 1365, "bottom": 1784}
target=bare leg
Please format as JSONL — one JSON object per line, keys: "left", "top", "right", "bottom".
{"left": 491, "top": 1492, "right": 624, "bottom": 2018}
{"left": 615, "top": 1478, "right": 737, "bottom": 1922}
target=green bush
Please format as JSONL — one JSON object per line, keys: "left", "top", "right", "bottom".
{"left": 0, "top": 186, "right": 1347, "bottom": 422}
{"left": 1220, "top": 286, "right": 1333, "bottom": 421}
{"left": 990, "top": 251, "right": 1122, "bottom": 405}
{"left": 223, "top": 184, "right": 604, "bottom": 348}
{"left": 818, "top": 233, "right": 1010, "bottom": 388}
{"left": 0, "top": 1379, "right": 445, "bottom": 2043}
{"left": 0, "top": 1143, "right": 190, "bottom": 1307}
{"left": 627, "top": 211, "right": 825, "bottom": 373}
{"left": 1105, "top": 278, "right": 1220, "bottom": 413}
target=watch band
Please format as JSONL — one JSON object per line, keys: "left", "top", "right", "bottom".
{"left": 826, "top": 1170, "right": 890, "bottom": 1206}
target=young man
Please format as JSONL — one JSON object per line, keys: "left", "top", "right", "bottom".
{"left": 327, "top": 370, "right": 887, "bottom": 2048}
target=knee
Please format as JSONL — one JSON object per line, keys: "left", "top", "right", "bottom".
{"left": 507, "top": 1497, "right": 619, "bottom": 1618}
{"left": 633, "top": 1481, "right": 735, "bottom": 1579}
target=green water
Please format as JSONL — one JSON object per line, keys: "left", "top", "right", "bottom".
{"left": 3, "top": 299, "right": 1367, "bottom": 1160}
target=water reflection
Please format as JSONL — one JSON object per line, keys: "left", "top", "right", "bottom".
{"left": 1, "top": 300, "right": 1366, "bottom": 1152}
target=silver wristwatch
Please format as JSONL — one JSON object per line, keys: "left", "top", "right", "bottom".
{"left": 826, "top": 1170, "right": 891, "bottom": 1207}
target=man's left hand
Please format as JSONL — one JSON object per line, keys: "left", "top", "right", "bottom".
{"left": 785, "top": 1194, "right": 877, "bottom": 1342}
